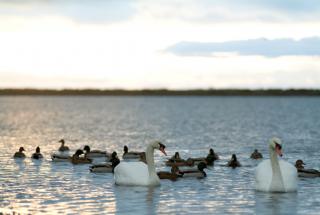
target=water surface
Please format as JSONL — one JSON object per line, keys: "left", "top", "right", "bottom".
{"left": 0, "top": 96, "right": 319, "bottom": 214}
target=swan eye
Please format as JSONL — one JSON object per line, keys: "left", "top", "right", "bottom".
{"left": 275, "top": 143, "right": 282, "bottom": 150}
{"left": 159, "top": 143, "right": 166, "bottom": 149}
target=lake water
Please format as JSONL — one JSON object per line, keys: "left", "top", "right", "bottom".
{"left": 0, "top": 96, "right": 319, "bottom": 214}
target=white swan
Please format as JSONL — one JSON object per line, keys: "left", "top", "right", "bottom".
{"left": 114, "top": 141, "right": 167, "bottom": 186}
{"left": 255, "top": 138, "right": 297, "bottom": 192}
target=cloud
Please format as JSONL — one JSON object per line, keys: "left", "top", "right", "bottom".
{"left": 137, "top": 0, "right": 320, "bottom": 23}
{"left": 166, "top": 37, "right": 320, "bottom": 57}
{"left": 2, "top": 0, "right": 320, "bottom": 25}
{"left": 0, "top": 0, "right": 136, "bottom": 23}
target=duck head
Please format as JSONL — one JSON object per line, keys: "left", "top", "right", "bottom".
{"left": 295, "top": 159, "right": 305, "bottom": 169}
{"left": 209, "top": 148, "right": 214, "bottom": 155}
{"left": 174, "top": 152, "right": 180, "bottom": 159}
{"left": 231, "top": 154, "right": 237, "bottom": 161}
{"left": 19, "top": 147, "right": 25, "bottom": 152}
{"left": 83, "top": 145, "right": 91, "bottom": 153}
{"left": 75, "top": 149, "right": 84, "bottom": 156}
{"left": 123, "top": 145, "right": 128, "bottom": 153}
{"left": 111, "top": 151, "right": 117, "bottom": 158}
{"left": 198, "top": 162, "right": 207, "bottom": 171}
{"left": 59, "top": 139, "right": 65, "bottom": 145}
{"left": 269, "top": 137, "right": 283, "bottom": 157}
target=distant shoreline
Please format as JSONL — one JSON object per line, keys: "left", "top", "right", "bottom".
{"left": 0, "top": 88, "right": 320, "bottom": 96}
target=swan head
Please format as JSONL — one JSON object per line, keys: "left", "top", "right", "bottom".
{"left": 269, "top": 137, "right": 283, "bottom": 157}
{"left": 151, "top": 141, "right": 167, "bottom": 156}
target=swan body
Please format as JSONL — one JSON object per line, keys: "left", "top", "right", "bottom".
{"left": 255, "top": 159, "right": 297, "bottom": 192}
{"left": 115, "top": 162, "right": 158, "bottom": 186}
{"left": 255, "top": 138, "right": 297, "bottom": 192}
{"left": 114, "top": 141, "right": 166, "bottom": 186}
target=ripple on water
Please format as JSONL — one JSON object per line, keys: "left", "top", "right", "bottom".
{"left": 0, "top": 96, "right": 320, "bottom": 214}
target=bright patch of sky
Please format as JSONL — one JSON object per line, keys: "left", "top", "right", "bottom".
{"left": 0, "top": 0, "right": 319, "bottom": 89}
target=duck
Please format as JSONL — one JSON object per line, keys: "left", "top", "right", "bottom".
{"left": 71, "top": 149, "right": 92, "bottom": 164}
{"left": 114, "top": 141, "right": 167, "bottom": 186}
{"left": 122, "top": 145, "right": 144, "bottom": 159}
{"left": 157, "top": 166, "right": 182, "bottom": 181}
{"left": 180, "top": 148, "right": 219, "bottom": 167}
{"left": 250, "top": 149, "right": 263, "bottom": 159}
{"left": 295, "top": 160, "right": 320, "bottom": 178}
{"left": 83, "top": 145, "right": 109, "bottom": 159}
{"left": 90, "top": 152, "right": 120, "bottom": 173}
{"left": 58, "top": 139, "right": 70, "bottom": 152}
{"left": 51, "top": 153, "right": 71, "bottom": 162}
{"left": 31, "top": 146, "right": 43, "bottom": 159}
{"left": 165, "top": 157, "right": 194, "bottom": 167}
{"left": 177, "top": 162, "right": 207, "bottom": 178}
{"left": 255, "top": 137, "right": 297, "bottom": 192}
{"left": 227, "top": 154, "right": 241, "bottom": 168}
{"left": 170, "top": 152, "right": 184, "bottom": 162}
{"left": 205, "top": 148, "right": 219, "bottom": 165}
{"left": 13, "top": 147, "right": 26, "bottom": 158}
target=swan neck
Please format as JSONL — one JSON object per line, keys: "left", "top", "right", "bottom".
{"left": 146, "top": 144, "right": 156, "bottom": 176}
{"left": 269, "top": 146, "right": 285, "bottom": 191}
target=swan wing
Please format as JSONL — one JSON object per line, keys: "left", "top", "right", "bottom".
{"left": 255, "top": 159, "right": 272, "bottom": 192}
{"left": 114, "top": 162, "right": 149, "bottom": 186}
{"left": 279, "top": 160, "right": 298, "bottom": 192}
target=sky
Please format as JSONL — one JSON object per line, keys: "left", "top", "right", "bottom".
{"left": 0, "top": 0, "right": 320, "bottom": 89}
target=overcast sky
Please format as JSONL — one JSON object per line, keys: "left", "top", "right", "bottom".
{"left": 0, "top": 0, "right": 319, "bottom": 89}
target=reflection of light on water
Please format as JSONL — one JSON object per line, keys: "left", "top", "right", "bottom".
{"left": 114, "top": 186, "right": 160, "bottom": 214}
{"left": 101, "top": 189, "right": 117, "bottom": 214}
{"left": 0, "top": 97, "right": 320, "bottom": 214}
{"left": 255, "top": 192, "right": 298, "bottom": 215}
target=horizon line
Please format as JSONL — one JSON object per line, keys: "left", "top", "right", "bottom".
{"left": 0, "top": 88, "right": 320, "bottom": 96}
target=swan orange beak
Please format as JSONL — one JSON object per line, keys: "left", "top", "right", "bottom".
{"left": 275, "top": 147, "right": 283, "bottom": 157}
{"left": 160, "top": 147, "right": 167, "bottom": 156}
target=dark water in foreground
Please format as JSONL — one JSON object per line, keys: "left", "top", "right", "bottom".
{"left": 0, "top": 96, "right": 319, "bottom": 214}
